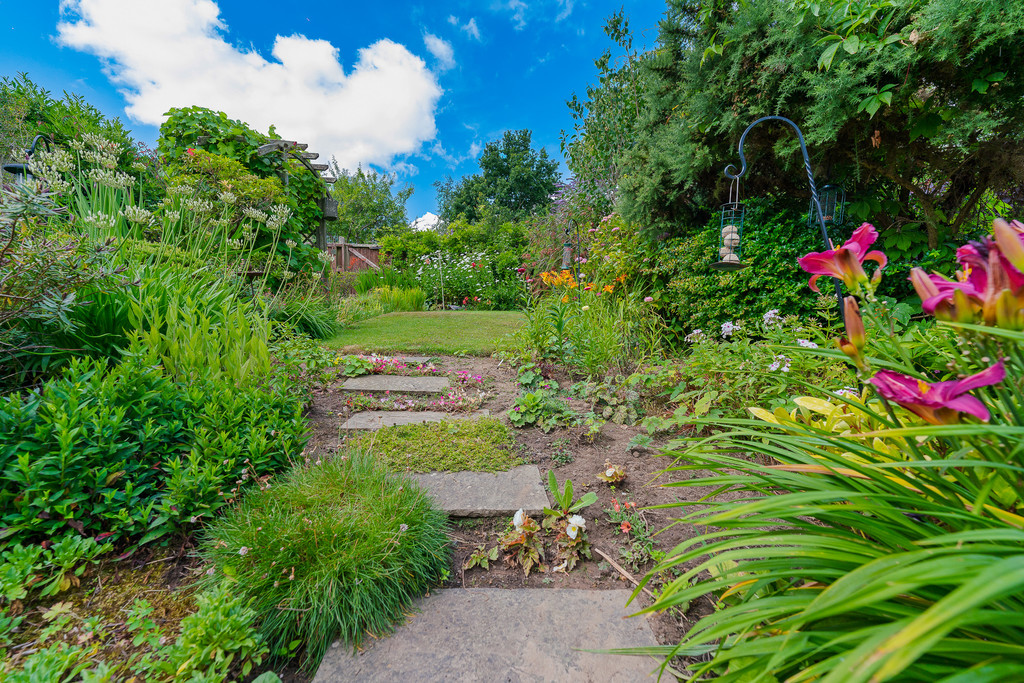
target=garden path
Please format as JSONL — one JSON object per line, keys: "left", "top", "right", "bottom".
{"left": 303, "top": 354, "right": 706, "bottom": 682}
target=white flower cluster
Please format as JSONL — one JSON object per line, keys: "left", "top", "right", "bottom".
{"left": 82, "top": 149, "right": 117, "bottom": 170}
{"left": 684, "top": 329, "right": 705, "bottom": 343}
{"left": 242, "top": 207, "right": 268, "bottom": 223}
{"left": 762, "top": 309, "right": 783, "bottom": 328}
{"left": 163, "top": 210, "right": 181, "bottom": 224}
{"left": 81, "top": 132, "right": 122, "bottom": 156}
{"left": 121, "top": 205, "right": 153, "bottom": 225}
{"left": 130, "top": 161, "right": 148, "bottom": 172}
{"left": 285, "top": 239, "right": 298, "bottom": 250}
{"left": 80, "top": 211, "right": 116, "bottom": 232}
{"left": 266, "top": 205, "right": 291, "bottom": 231}
{"left": 218, "top": 191, "right": 237, "bottom": 205}
{"left": 87, "top": 168, "right": 134, "bottom": 190}
{"left": 721, "top": 321, "right": 740, "bottom": 338}
{"left": 182, "top": 197, "right": 214, "bottom": 214}
{"left": 317, "top": 250, "right": 332, "bottom": 264}
{"left": 768, "top": 354, "right": 792, "bottom": 373}
{"left": 796, "top": 338, "right": 818, "bottom": 349}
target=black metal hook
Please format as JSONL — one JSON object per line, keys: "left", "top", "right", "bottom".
{"left": 723, "top": 116, "right": 844, "bottom": 321}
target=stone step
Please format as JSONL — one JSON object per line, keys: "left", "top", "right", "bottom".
{"left": 340, "top": 375, "right": 450, "bottom": 395}
{"left": 313, "top": 588, "right": 661, "bottom": 682}
{"left": 411, "top": 465, "right": 549, "bottom": 517}
{"left": 340, "top": 410, "right": 490, "bottom": 431}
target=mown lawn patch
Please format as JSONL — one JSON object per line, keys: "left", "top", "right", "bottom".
{"left": 348, "top": 417, "right": 525, "bottom": 473}
{"left": 328, "top": 311, "right": 524, "bottom": 356}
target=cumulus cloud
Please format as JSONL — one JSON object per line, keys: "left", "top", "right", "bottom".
{"left": 56, "top": 0, "right": 443, "bottom": 171}
{"left": 423, "top": 33, "right": 455, "bottom": 71}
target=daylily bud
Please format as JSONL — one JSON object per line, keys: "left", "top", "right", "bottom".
{"left": 994, "top": 218, "right": 1024, "bottom": 274}
{"left": 995, "top": 289, "right": 1024, "bottom": 330}
{"left": 844, "top": 297, "right": 866, "bottom": 351}
{"left": 910, "top": 267, "right": 940, "bottom": 302}
{"left": 952, "top": 288, "right": 978, "bottom": 324}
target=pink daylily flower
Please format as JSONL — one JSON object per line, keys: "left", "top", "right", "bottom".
{"left": 798, "top": 223, "right": 888, "bottom": 292}
{"left": 867, "top": 361, "right": 1006, "bottom": 425}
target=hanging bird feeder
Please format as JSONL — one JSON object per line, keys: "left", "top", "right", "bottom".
{"left": 808, "top": 184, "right": 845, "bottom": 229}
{"left": 712, "top": 177, "right": 748, "bottom": 271}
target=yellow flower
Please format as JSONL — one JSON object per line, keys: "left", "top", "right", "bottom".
{"left": 603, "top": 284, "right": 615, "bottom": 294}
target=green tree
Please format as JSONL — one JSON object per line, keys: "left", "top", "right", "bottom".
{"left": 437, "top": 129, "right": 560, "bottom": 224}
{"left": 327, "top": 163, "right": 413, "bottom": 243}
{"left": 569, "top": 0, "right": 1024, "bottom": 250}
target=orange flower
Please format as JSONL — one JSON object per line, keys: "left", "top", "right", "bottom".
{"left": 603, "top": 284, "right": 615, "bottom": 294}
{"left": 620, "top": 521, "right": 632, "bottom": 534}
{"left": 615, "top": 274, "right": 626, "bottom": 283}
{"left": 561, "top": 295, "right": 569, "bottom": 303}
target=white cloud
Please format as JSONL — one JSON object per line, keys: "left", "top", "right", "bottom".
{"left": 462, "top": 18, "right": 481, "bottom": 40}
{"left": 409, "top": 212, "right": 438, "bottom": 231}
{"left": 423, "top": 33, "right": 455, "bottom": 71}
{"left": 429, "top": 140, "right": 482, "bottom": 168}
{"left": 555, "top": 0, "right": 573, "bottom": 21}
{"left": 56, "top": 0, "right": 443, "bottom": 171}
{"left": 447, "top": 15, "right": 481, "bottom": 41}
{"left": 496, "top": 0, "right": 528, "bottom": 31}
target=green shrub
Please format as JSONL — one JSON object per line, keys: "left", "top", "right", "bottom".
{"left": 201, "top": 452, "right": 451, "bottom": 671}
{"left": 640, "top": 199, "right": 827, "bottom": 343}
{"left": 0, "top": 351, "right": 306, "bottom": 548}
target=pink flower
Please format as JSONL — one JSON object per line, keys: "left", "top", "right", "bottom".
{"left": 643, "top": 296, "right": 653, "bottom": 302}
{"left": 620, "top": 521, "right": 632, "bottom": 533}
{"left": 798, "top": 223, "right": 887, "bottom": 292}
{"left": 867, "top": 362, "right": 1005, "bottom": 425}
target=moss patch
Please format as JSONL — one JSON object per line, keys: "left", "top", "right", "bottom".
{"left": 348, "top": 417, "right": 525, "bottom": 473}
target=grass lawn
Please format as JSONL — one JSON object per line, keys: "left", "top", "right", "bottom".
{"left": 328, "top": 311, "right": 524, "bottom": 356}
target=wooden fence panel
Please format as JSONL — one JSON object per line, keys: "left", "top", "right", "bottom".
{"left": 326, "top": 239, "right": 381, "bottom": 272}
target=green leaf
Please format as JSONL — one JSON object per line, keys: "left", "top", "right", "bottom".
{"left": 842, "top": 35, "right": 860, "bottom": 55}
{"left": 818, "top": 41, "right": 841, "bottom": 71}
{"left": 972, "top": 79, "right": 990, "bottom": 94}
{"left": 986, "top": 72, "right": 1006, "bottom": 82}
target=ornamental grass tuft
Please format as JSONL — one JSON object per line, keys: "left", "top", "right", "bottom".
{"left": 201, "top": 451, "right": 451, "bottom": 672}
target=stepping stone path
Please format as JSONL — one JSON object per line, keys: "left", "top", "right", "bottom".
{"left": 320, "top": 357, "right": 660, "bottom": 681}
{"left": 411, "top": 465, "right": 549, "bottom": 517}
{"left": 341, "top": 374, "right": 450, "bottom": 394}
{"left": 339, "top": 409, "right": 490, "bottom": 431}
{"left": 314, "top": 588, "right": 659, "bottom": 682}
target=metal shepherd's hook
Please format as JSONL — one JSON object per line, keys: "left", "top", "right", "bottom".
{"left": 724, "top": 116, "right": 845, "bottom": 323}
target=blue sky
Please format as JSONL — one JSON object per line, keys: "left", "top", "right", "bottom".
{"left": 0, "top": 0, "right": 667, "bottom": 222}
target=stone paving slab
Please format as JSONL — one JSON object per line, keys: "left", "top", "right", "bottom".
{"left": 340, "top": 410, "right": 490, "bottom": 431}
{"left": 411, "top": 465, "right": 548, "bottom": 517}
{"left": 341, "top": 375, "right": 450, "bottom": 394}
{"left": 314, "top": 588, "right": 660, "bottom": 682}
{"left": 383, "top": 355, "right": 433, "bottom": 364}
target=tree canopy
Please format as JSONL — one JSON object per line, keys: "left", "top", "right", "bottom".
{"left": 328, "top": 163, "right": 413, "bottom": 243}
{"left": 437, "top": 129, "right": 560, "bottom": 224}
{"left": 565, "top": 0, "right": 1024, "bottom": 254}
